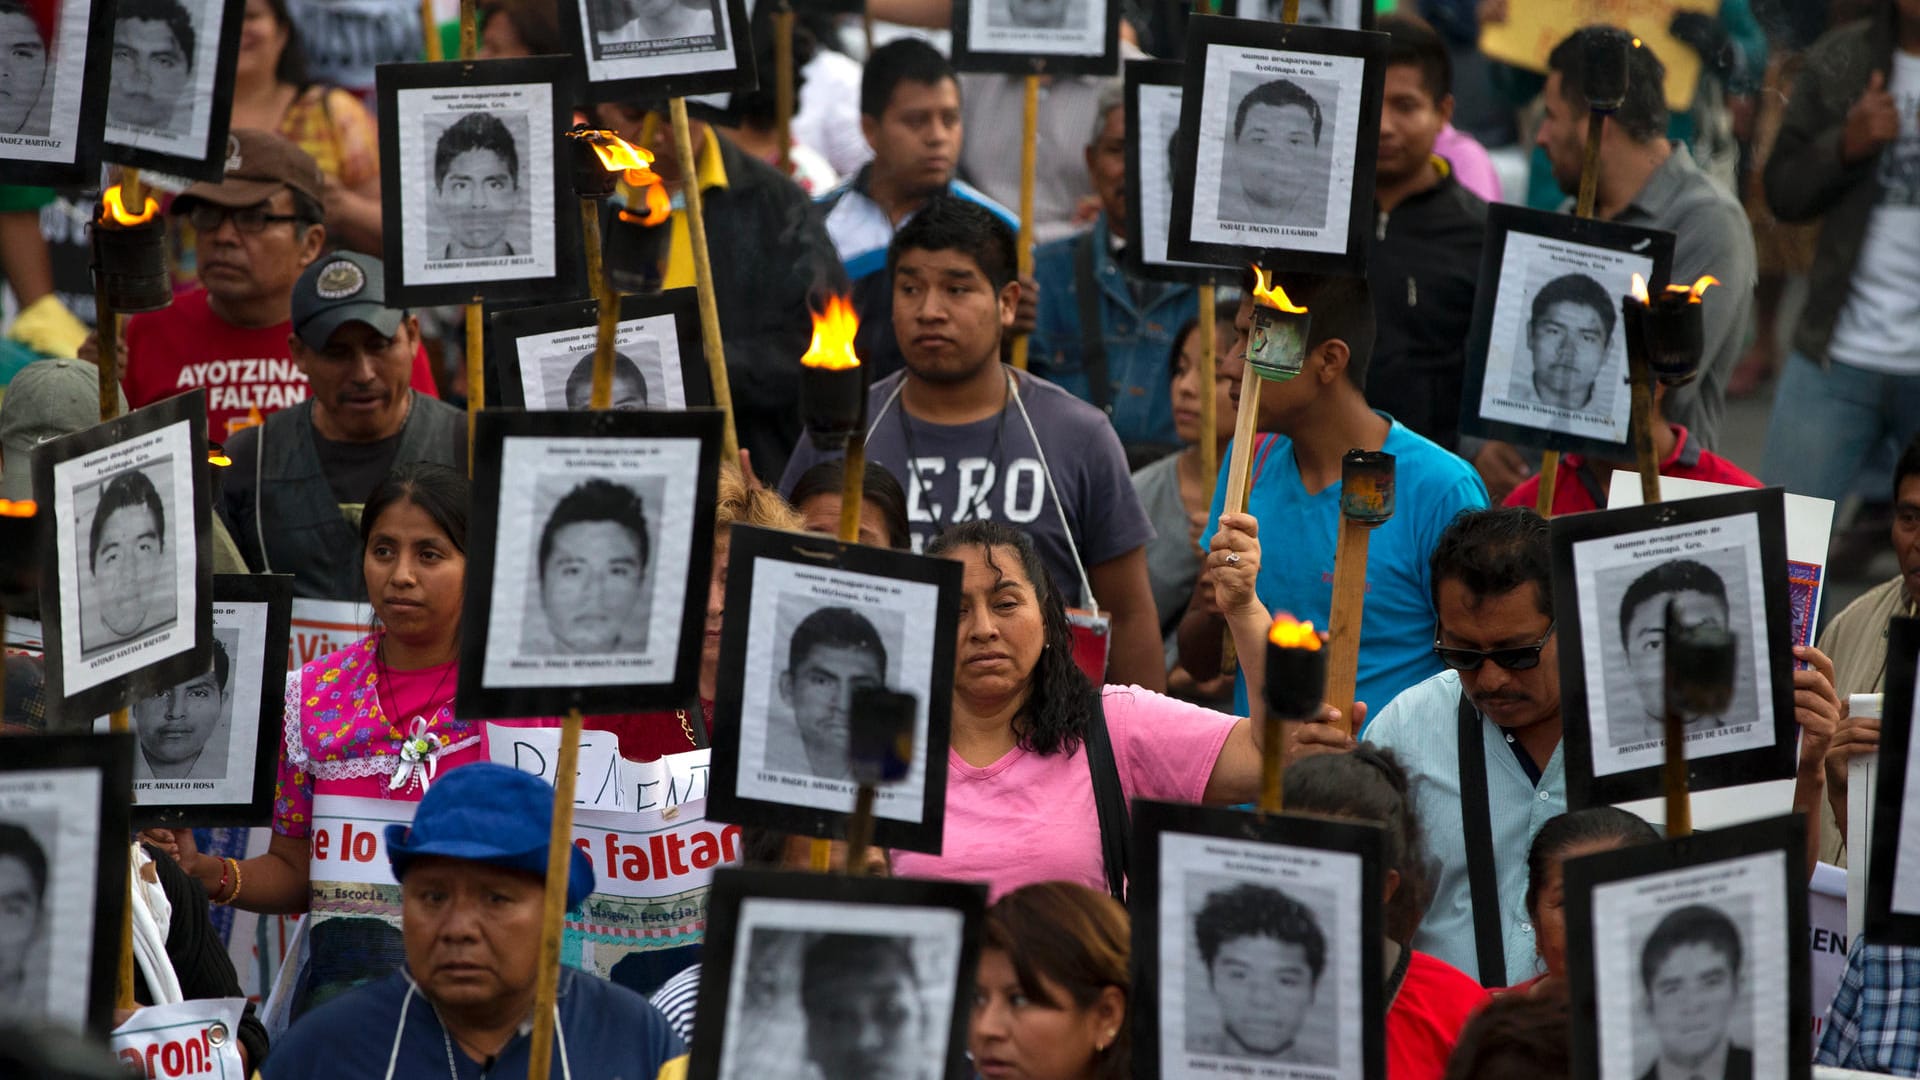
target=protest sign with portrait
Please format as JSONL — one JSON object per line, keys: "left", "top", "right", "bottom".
{"left": 707, "top": 525, "right": 960, "bottom": 855}
{"left": 1167, "top": 15, "right": 1386, "bottom": 275}
{"left": 689, "top": 869, "right": 986, "bottom": 1080}
{"left": 951, "top": 0, "right": 1119, "bottom": 77}
{"left": 1130, "top": 799, "right": 1385, "bottom": 1080}
{"left": 1215, "top": 0, "right": 1371, "bottom": 26}
{"left": 1460, "top": 205, "right": 1675, "bottom": 457}
{"left": 101, "top": 0, "right": 242, "bottom": 179}
{"left": 558, "top": 0, "right": 754, "bottom": 102}
{"left": 1865, "top": 618, "right": 1920, "bottom": 944}
{"left": 1123, "top": 60, "right": 1235, "bottom": 285}
{"left": 489, "top": 289, "right": 713, "bottom": 412}
{"left": 459, "top": 408, "right": 723, "bottom": 719}
{"left": 0, "top": 0, "right": 114, "bottom": 186}
{"left": 1551, "top": 488, "right": 1797, "bottom": 807}
{"left": 33, "top": 391, "right": 213, "bottom": 719}
{"left": 1564, "top": 813, "right": 1808, "bottom": 1080}
{"left": 376, "top": 56, "right": 580, "bottom": 307}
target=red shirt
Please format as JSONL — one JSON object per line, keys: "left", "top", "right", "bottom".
{"left": 123, "top": 288, "right": 439, "bottom": 441}
{"left": 1389, "top": 951, "right": 1490, "bottom": 1080}
{"left": 1503, "top": 425, "right": 1760, "bottom": 516}
{"left": 585, "top": 700, "right": 712, "bottom": 763}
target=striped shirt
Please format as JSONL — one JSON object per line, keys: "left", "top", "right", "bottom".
{"left": 650, "top": 962, "right": 702, "bottom": 1046}
{"left": 1363, "top": 669, "right": 1567, "bottom": 986}
{"left": 816, "top": 170, "right": 1016, "bottom": 282}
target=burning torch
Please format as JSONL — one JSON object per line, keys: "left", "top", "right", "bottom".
{"left": 1325, "top": 449, "right": 1394, "bottom": 730}
{"left": 1660, "top": 595, "right": 1736, "bottom": 838}
{"left": 90, "top": 181, "right": 169, "bottom": 424}
{"left": 1263, "top": 614, "right": 1327, "bottom": 812}
{"left": 570, "top": 127, "right": 672, "bottom": 410}
{"left": 1622, "top": 273, "right": 1718, "bottom": 505}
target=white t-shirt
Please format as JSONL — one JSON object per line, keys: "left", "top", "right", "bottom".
{"left": 1828, "top": 51, "right": 1920, "bottom": 374}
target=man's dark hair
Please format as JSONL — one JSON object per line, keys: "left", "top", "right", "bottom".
{"left": 1895, "top": 430, "right": 1920, "bottom": 505}
{"left": 1380, "top": 12, "right": 1451, "bottom": 103}
{"left": 116, "top": 0, "right": 195, "bottom": 67}
{"left": 1442, "top": 991, "right": 1572, "bottom": 1080}
{"left": 1193, "top": 882, "right": 1326, "bottom": 982}
{"left": 786, "top": 605, "right": 888, "bottom": 677}
{"left": 887, "top": 194, "right": 1017, "bottom": 291}
{"left": 789, "top": 459, "right": 912, "bottom": 550}
{"left": 1639, "top": 903, "right": 1742, "bottom": 994}
{"left": 0, "top": 0, "right": 47, "bottom": 44}
{"left": 1546, "top": 26, "right": 1669, "bottom": 143}
{"left": 288, "top": 187, "right": 326, "bottom": 228}
{"left": 1530, "top": 273, "right": 1617, "bottom": 342}
{"left": 89, "top": 469, "right": 166, "bottom": 573}
{"left": 1234, "top": 268, "right": 1376, "bottom": 388}
{"left": 1232, "top": 78, "right": 1322, "bottom": 143}
{"left": 0, "top": 824, "right": 48, "bottom": 904}
{"left": 538, "top": 478, "right": 650, "bottom": 582}
{"left": 564, "top": 350, "right": 646, "bottom": 407}
{"left": 1525, "top": 807, "right": 1658, "bottom": 917}
{"left": 1617, "top": 558, "right": 1728, "bottom": 647}
{"left": 861, "top": 37, "right": 955, "bottom": 120}
{"left": 1429, "top": 507, "right": 1553, "bottom": 619}
{"left": 799, "top": 932, "right": 918, "bottom": 1004}
{"left": 434, "top": 110, "right": 520, "bottom": 189}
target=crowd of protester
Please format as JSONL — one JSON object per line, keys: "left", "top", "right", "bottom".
{"left": 4, "top": 0, "right": 1919, "bottom": 1077}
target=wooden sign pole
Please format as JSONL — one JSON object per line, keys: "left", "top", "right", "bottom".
{"left": 525, "top": 708, "right": 584, "bottom": 1080}
{"left": 458, "top": 0, "right": 483, "bottom": 475}
{"left": 1322, "top": 452, "right": 1393, "bottom": 732}
{"left": 1010, "top": 74, "right": 1039, "bottom": 371}
{"left": 668, "top": 98, "right": 741, "bottom": 463}
{"left": 773, "top": 2, "right": 795, "bottom": 177}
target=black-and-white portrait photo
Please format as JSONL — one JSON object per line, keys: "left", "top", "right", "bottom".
{"left": 519, "top": 320, "right": 678, "bottom": 410}
{"left": 735, "top": 559, "right": 933, "bottom": 813}
{"left": 384, "top": 70, "right": 559, "bottom": 294}
{"left": 461, "top": 409, "right": 722, "bottom": 719}
{"left": 45, "top": 409, "right": 203, "bottom": 702}
{"left": 1477, "top": 232, "right": 1646, "bottom": 446}
{"left": 566, "top": 0, "right": 748, "bottom": 99}
{"left": 130, "top": 626, "right": 238, "bottom": 783}
{"left": 0, "top": 735, "right": 134, "bottom": 1034}
{"left": 1571, "top": 513, "right": 1773, "bottom": 777}
{"left": 103, "top": 0, "right": 238, "bottom": 168}
{"left": 1170, "top": 18, "right": 1385, "bottom": 273}
{"left": 1151, "top": 824, "right": 1371, "bottom": 1080}
{"left": 0, "top": 0, "right": 115, "bottom": 185}
{"left": 1576, "top": 842, "right": 1796, "bottom": 1080}
{"left": 953, "top": 0, "right": 1115, "bottom": 76}
{"left": 1224, "top": 0, "right": 1368, "bottom": 27}
{"left": 691, "top": 871, "right": 983, "bottom": 1080}
{"left": 708, "top": 527, "right": 959, "bottom": 855}
{"left": 1125, "top": 66, "right": 1228, "bottom": 280}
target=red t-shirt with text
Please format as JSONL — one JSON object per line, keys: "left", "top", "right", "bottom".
{"left": 123, "top": 288, "right": 439, "bottom": 440}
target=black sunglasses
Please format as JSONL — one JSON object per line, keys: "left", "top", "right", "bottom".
{"left": 1433, "top": 622, "right": 1556, "bottom": 672}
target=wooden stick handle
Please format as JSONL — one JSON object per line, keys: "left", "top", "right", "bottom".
{"left": 1323, "top": 519, "right": 1368, "bottom": 731}
{"left": 112, "top": 706, "right": 135, "bottom": 1011}
{"left": 669, "top": 98, "right": 741, "bottom": 463}
{"left": 1533, "top": 450, "right": 1560, "bottom": 517}
{"left": 1010, "top": 74, "right": 1039, "bottom": 371}
{"left": 1197, "top": 286, "right": 1218, "bottom": 501}
{"left": 838, "top": 440, "right": 867, "bottom": 543}
{"left": 421, "top": 0, "right": 442, "bottom": 59}
{"left": 526, "top": 708, "right": 584, "bottom": 1080}
{"left": 845, "top": 786, "right": 877, "bottom": 874}
{"left": 457, "top": 0, "right": 476, "bottom": 58}
{"left": 1575, "top": 114, "right": 1604, "bottom": 219}
{"left": 773, "top": 6, "right": 795, "bottom": 177}
{"left": 1628, "top": 354, "right": 1662, "bottom": 505}
{"left": 465, "top": 303, "right": 483, "bottom": 475}
{"left": 95, "top": 289, "right": 121, "bottom": 424}
{"left": 1220, "top": 372, "right": 1264, "bottom": 517}
{"left": 1662, "top": 707, "right": 1691, "bottom": 837}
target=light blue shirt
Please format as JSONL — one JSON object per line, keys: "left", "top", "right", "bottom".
{"left": 1205, "top": 417, "right": 1489, "bottom": 717}
{"left": 1364, "top": 669, "right": 1567, "bottom": 985}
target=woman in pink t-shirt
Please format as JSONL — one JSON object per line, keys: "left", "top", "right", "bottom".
{"left": 894, "top": 522, "right": 1356, "bottom": 900}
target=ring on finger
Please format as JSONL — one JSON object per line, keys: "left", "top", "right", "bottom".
{"left": 1225, "top": 552, "right": 1241, "bottom": 565}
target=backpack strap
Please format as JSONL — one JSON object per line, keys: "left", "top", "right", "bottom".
{"left": 1457, "top": 691, "right": 1508, "bottom": 987}
{"left": 1084, "top": 690, "right": 1131, "bottom": 902}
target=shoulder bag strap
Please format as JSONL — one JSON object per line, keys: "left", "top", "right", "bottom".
{"left": 1073, "top": 231, "right": 1112, "bottom": 415}
{"left": 1456, "top": 691, "right": 1508, "bottom": 987}
{"left": 1084, "top": 691, "right": 1131, "bottom": 902}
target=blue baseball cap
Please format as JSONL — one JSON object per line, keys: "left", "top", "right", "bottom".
{"left": 385, "top": 763, "right": 595, "bottom": 911}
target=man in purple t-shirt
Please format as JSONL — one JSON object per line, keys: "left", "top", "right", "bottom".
{"left": 780, "top": 195, "right": 1165, "bottom": 691}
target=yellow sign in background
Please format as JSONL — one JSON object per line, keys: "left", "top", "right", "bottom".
{"left": 1478, "top": 0, "right": 1723, "bottom": 112}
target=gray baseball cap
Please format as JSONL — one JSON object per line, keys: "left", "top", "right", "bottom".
{"left": 0, "top": 359, "right": 129, "bottom": 501}
{"left": 291, "top": 251, "right": 405, "bottom": 351}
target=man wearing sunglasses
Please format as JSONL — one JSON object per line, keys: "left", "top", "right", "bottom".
{"left": 115, "top": 129, "right": 438, "bottom": 442}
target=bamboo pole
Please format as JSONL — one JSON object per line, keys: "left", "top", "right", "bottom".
{"left": 459, "top": 0, "right": 482, "bottom": 473}
{"left": 525, "top": 708, "right": 584, "bottom": 1080}
{"left": 1010, "top": 75, "right": 1039, "bottom": 371}
{"left": 422, "top": 0, "right": 443, "bottom": 59}
{"left": 1628, "top": 350, "right": 1661, "bottom": 506}
{"left": 581, "top": 198, "right": 624, "bottom": 412}
{"left": 1322, "top": 519, "right": 1367, "bottom": 730}
{"left": 1537, "top": 116, "right": 1608, "bottom": 517}
{"left": 668, "top": 98, "right": 741, "bottom": 463}
{"left": 812, "top": 437, "right": 870, "bottom": 871}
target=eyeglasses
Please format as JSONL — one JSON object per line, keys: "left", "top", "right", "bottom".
{"left": 186, "top": 202, "right": 306, "bottom": 234}
{"left": 1433, "top": 622, "right": 1556, "bottom": 672}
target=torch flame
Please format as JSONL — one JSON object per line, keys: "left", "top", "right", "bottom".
{"left": 1629, "top": 273, "right": 1650, "bottom": 303}
{"left": 617, "top": 180, "right": 672, "bottom": 228}
{"left": 100, "top": 184, "right": 159, "bottom": 227}
{"left": 1268, "top": 614, "right": 1323, "bottom": 651}
{"left": 0, "top": 498, "right": 36, "bottom": 518}
{"left": 1250, "top": 265, "right": 1307, "bottom": 314}
{"left": 801, "top": 295, "right": 861, "bottom": 371}
{"left": 1665, "top": 275, "right": 1719, "bottom": 303}
{"left": 208, "top": 449, "right": 232, "bottom": 467}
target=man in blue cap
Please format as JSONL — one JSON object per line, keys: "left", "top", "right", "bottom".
{"left": 262, "top": 763, "right": 688, "bottom": 1079}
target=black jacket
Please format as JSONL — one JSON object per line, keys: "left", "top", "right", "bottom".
{"left": 1763, "top": 12, "right": 1895, "bottom": 364}
{"left": 1364, "top": 168, "right": 1489, "bottom": 451}
{"left": 696, "top": 134, "right": 847, "bottom": 480}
